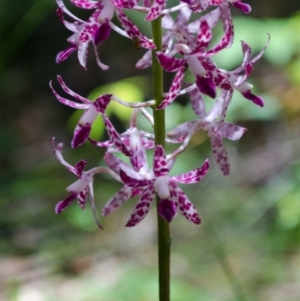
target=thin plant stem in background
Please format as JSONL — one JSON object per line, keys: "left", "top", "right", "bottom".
{"left": 205, "top": 226, "right": 249, "bottom": 301}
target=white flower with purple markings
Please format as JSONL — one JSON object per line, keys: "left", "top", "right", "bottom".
{"left": 50, "top": 75, "right": 154, "bottom": 149}
{"left": 56, "top": 0, "right": 155, "bottom": 69}
{"left": 52, "top": 138, "right": 121, "bottom": 228}
{"left": 119, "top": 145, "right": 210, "bottom": 226}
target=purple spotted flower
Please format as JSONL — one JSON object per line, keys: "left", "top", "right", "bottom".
{"left": 156, "top": 20, "right": 216, "bottom": 107}
{"left": 155, "top": 3, "right": 235, "bottom": 108}
{"left": 101, "top": 127, "right": 153, "bottom": 217}
{"left": 89, "top": 108, "right": 155, "bottom": 154}
{"left": 119, "top": 145, "right": 210, "bottom": 226}
{"left": 50, "top": 75, "right": 112, "bottom": 148}
{"left": 145, "top": 0, "right": 167, "bottom": 21}
{"left": 55, "top": 0, "right": 113, "bottom": 69}
{"left": 52, "top": 138, "right": 120, "bottom": 228}
{"left": 167, "top": 88, "right": 246, "bottom": 175}
{"left": 50, "top": 75, "right": 155, "bottom": 149}
{"left": 56, "top": 0, "right": 155, "bottom": 69}
{"left": 136, "top": 6, "right": 233, "bottom": 109}
{"left": 206, "top": 36, "right": 270, "bottom": 107}
{"left": 182, "top": 0, "right": 251, "bottom": 14}
{"left": 135, "top": 6, "right": 192, "bottom": 69}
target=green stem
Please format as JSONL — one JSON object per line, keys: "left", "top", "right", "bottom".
{"left": 151, "top": 17, "right": 171, "bottom": 301}
{"left": 205, "top": 228, "right": 249, "bottom": 301}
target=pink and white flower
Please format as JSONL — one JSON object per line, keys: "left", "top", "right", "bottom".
{"left": 167, "top": 88, "right": 246, "bottom": 175}
{"left": 52, "top": 138, "right": 120, "bottom": 228}
{"left": 50, "top": 75, "right": 155, "bottom": 149}
{"left": 155, "top": 3, "right": 235, "bottom": 108}
{"left": 204, "top": 36, "right": 270, "bottom": 107}
{"left": 56, "top": 0, "right": 155, "bottom": 69}
{"left": 119, "top": 145, "right": 210, "bottom": 226}
{"left": 181, "top": 0, "right": 251, "bottom": 14}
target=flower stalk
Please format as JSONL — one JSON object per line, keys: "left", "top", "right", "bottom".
{"left": 151, "top": 16, "right": 171, "bottom": 300}
{"left": 51, "top": 1, "right": 269, "bottom": 300}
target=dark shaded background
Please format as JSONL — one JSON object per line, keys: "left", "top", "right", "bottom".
{"left": 1, "top": 0, "right": 300, "bottom": 300}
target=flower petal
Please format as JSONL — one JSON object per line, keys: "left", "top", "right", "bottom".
{"left": 125, "top": 185, "right": 155, "bottom": 227}
{"left": 77, "top": 41, "right": 89, "bottom": 69}
{"left": 158, "top": 199, "right": 177, "bottom": 222}
{"left": 49, "top": 81, "right": 90, "bottom": 109}
{"left": 89, "top": 138, "right": 114, "bottom": 148}
{"left": 56, "top": 45, "right": 77, "bottom": 64}
{"left": 116, "top": 9, "right": 155, "bottom": 49}
{"left": 241, "top": 41, "right": 252, "bottom": 65}
{"left": 102, "top": 185, "right": 134, "bottom": 216}
{"left": 171, "top": 183, "right": 201, "bottom": 224}
{"left": 52, "top": 138, "right": 78, "bottom": 175}
{"left": 231, "top": 0, "right": 251, "bottom": 14}
{"left": 56, "top": 75, "right": 92, "bottom": 104}
{"left": 70, "top": 0, "right": 100, "bottom": 9}
{"left": 240, "top": 90, "right": 264, "bottom": 107}
{"left": 217, "top": 123, "right": 247, "bottom": 140}
{"left": 156, "top": 52, "right": 185, "bottom": 72}
{"left": 102, "top": 115, "right": 131, "bottom": 156}
{"left": 162, "top": 13, "right": 175, "bottom": 29}
{"left": 88, "top": 181, "right": 103, "bottom": 229}
{"left": 206, "top": 90, "right": 226, "bottom": 122}
{"left": 104, "top": 152, "right": 137, "bottom": 178}
{"left": 219, "top": 89, "right": 233, "bottom": 122}
{"left": 188, "top": 6, "right": 220, "bottom": 32}
{"left": 194, "top": 19, "right": 212, "bottom": 51}
{"left": 171, "top": 159, "right": 209, "bottom": 184}
{"left": 206, "top": 4, "right": 233, "bottom": 54}
{"left": 167, "top": 121, "right": 197, "bottom": 140}
{"left": 129, "top": 128, "right": 148, "bottom": 171}
{"left": 153, "top": 145, "right": 169, "bottom": 177}
{"left": 189, "top": 87, "right": 206, "bottom": 119}
{"left": 247, "top": 34, "right": 270, "bottom": 65}
{"left": 158, "top": 66, "right": 185, "bottom": 109}
{"left": 74, "top": 159, "right": 88, "bottom": 177}
{"left": 55, "top": 193, "right": 77, "bottom": 214}
{"left": 72, "top": 123, "right": 92, "bottom": 148}
{"left": 209, "top": 130, "right": 230, "bottom": 175}
{"left": 135, "top": 50, "right": 152, "bottom": 69}
{"left": 113, "top": 0, "right": 139, "bottom": 9}
{"left": 120, "top": 170, "right": 152, "bottom": 187}
{"left": 77, "top": 185, "right": 89, "bottom": 208}
{"left": 78, "top": 12, "right": 100, "bottom": 44}
{"left": 56, "top": 0, "right": 83, "bottom": 22}
{"left": 145, "top": 0, "right": 167, "bottom": 21}
{"left": 93, "top": 94, "right": 113, "bottom": 113}
{"left": 93, "top": 22, "right": 111, "bottom": 45}
{"left": 195, "top": 75, "right": 216, "bottom": 98}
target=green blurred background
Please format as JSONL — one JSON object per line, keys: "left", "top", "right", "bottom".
{"left": 1, "top": 0, "right": 300, "bottom": 300}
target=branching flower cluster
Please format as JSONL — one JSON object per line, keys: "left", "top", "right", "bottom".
{"left": 51, "top": 0, "right": 268, "bottom": 228}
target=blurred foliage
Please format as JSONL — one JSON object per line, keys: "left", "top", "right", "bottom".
{"left": 1, "top": 1, "right": 300, "bottom": 301}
